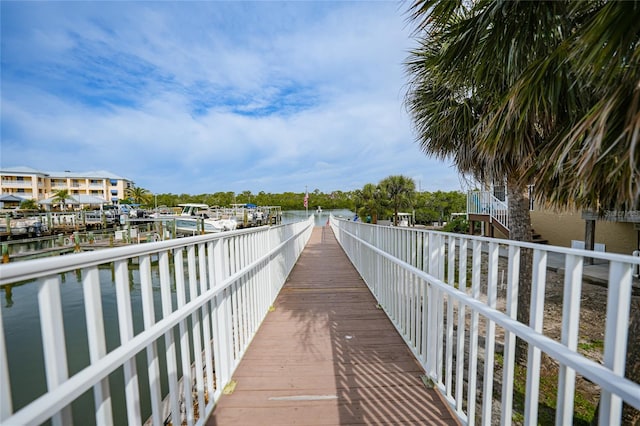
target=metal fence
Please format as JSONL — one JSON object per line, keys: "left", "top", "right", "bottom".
{"left": 330, "top": 216, "right": 640, "bottom": 426}
{"left": 0, "top": 216, "right": 314, "bottom": 425}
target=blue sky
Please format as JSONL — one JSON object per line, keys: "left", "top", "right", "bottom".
{"left": 1, "top": 1, "right": 463, "bottom": 195}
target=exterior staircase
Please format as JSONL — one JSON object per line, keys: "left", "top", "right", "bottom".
{"left": 467, "top": 190, "right": 509, "bottom": 237}
{"left": 531, "top": 228, "right": 548, "bottom": 244}
{"left": 468, "top": 190, "right": 548, "bottom": 243}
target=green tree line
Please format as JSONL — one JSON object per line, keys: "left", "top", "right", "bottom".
{"left": 352, "top": 175, "right": 466, "bottom": 227}
{"left": 116, "top": 179, "right": 467, "bottom": 225}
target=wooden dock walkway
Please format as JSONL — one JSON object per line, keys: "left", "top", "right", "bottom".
{"left": 207, "top": 226, "right": 459, "bottom": 425}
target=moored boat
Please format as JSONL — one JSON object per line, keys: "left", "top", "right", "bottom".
{"left": 175, "top": 203, "right": 237, "bottom": 234}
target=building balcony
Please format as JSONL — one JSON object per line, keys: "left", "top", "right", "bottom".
{"left": 1, "top": 180, "right": 34, "bottom": 188}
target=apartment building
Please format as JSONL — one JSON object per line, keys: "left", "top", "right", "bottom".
{"left": 0, "top": 166, "right": 133, "bottom": 205}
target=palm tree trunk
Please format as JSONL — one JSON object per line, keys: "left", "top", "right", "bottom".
{"left": 506, "top": 177, "right": 533, "bottom": 364}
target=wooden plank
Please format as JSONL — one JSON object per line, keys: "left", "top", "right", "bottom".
{"left": 207, "top": 226, "right": 459, "bottom": 425}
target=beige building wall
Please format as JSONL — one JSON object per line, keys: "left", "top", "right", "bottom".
{"left": 0, "top": 171, "right": 47, "bottom": 200}
{"left": 530, "top": 209, "right": 638, "bottom": 255}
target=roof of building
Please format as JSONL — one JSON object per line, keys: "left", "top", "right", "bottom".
{"left": 0, "top": 194, "right": 25, "bottom": 202}
{"left": 0, "top": 166, "right": 130, "bottom": 181}
{"left": 0, "top": 166, "right": 48, "bottom": 176}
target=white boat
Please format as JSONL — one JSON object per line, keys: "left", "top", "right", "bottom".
{"left": 2, "top": 217, "right": 47, "bottom": 236}
{"left": 175, "top": 204, "right": 237, "bottom": 234}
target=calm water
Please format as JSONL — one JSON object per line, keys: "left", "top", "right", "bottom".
{"left": 1, "top": 211, "right": 352, "bottom": 424}
{"left": 2, "top": 261, "right": 179, "bottom": 424}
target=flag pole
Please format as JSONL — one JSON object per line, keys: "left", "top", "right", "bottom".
{"left": 305, "top": 185, "right": 308, "bottom": 217}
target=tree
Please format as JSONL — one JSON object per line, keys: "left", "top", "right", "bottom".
{"left": 379, "top": 175, "right": 415, "bottom": 226}
{"left": 125, "top": 186, "right": 152, "bottom": 206}
{"left": 237, "top": 190, "right": 253, "bottom": 204}
{"left": 415, "top": 191, "right": 466, "bottom": 225}
{"left": 479, "top": 3, "right": 640, "bottom": 421}
{"left": 491, "top": 1, "right": 640, "bottom": 212}
{"left": 407, "top": 1, "right": 640, "bottom": 421}
{"left": 53, "top": 189, "right": 72, "bottom": 211}
{"left": 360, "top": 183, "right": 384, "bottom": 224}
{"left": 20, "top": 199, "right": 39, "bottom": 210}
{"left": 405, "top": 0, "right": 578, "bottom": 362}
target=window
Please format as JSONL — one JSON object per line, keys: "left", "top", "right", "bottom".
{"left": 527, "top": 185, "right": 535, "bottom": 211}
{"left": 110, "top": 179, "right": 117, "bottom": 186}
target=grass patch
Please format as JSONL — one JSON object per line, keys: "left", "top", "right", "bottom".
{"left": 578, "top": 339, "right": 604, "bottom": 352}
{"left": 495, "top": 353, "right": 597, "bottom": 425}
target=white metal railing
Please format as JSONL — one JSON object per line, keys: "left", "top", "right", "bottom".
{"left": 0, "top": 216, "right": 314, "bottom": 425}
{"left": 0, "top": 180, "right": 33, "bottom": 188}
{"left": 330, "top": 216, "right": 640, "bottom": 426}
{"left": 467, "top": 190, "right": 509, "bottom": 231}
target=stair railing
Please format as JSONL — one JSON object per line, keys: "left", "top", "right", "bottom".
{"left": 467, "top": 190, "right": 509, "bottom": 231}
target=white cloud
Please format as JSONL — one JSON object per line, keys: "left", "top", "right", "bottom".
{"left": 1, "top": 1, "right": 461, "bottom": 195}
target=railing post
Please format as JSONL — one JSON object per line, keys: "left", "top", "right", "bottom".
{"left": 173, "top": 249, "right": 194, "bottom": 426}
{"left": 599, "top": 262, "right": 634, "bottom": 425}
{"left": 445, "top": 236, "right": 456, "bottom": 399}
{"left": 114, "top": 260, "right": 142, "bottom": 425}
{"left": 467, "top": 239, "right": 482, "bottom": 426}
{"left": 139, "top": 255, "right": 162, "bottom": 426}
{"left": 524, "top": 249, "right": 548, "bottom": 426}
{"left": 455, "top": 238, "right": 468, "bottom": 415}
{"left": 556, "top": 254, "right": 583, "bottom": 426}
{"left": 83, "top": 266, "right": 113, "bottom": 425}
{"left": 481, "top": 242, "right": 499, "bottom": 425}
{"left": 198, "top": 242, "right": 215, "bottom": 405}
{"left": 501, "top": 245, "right": 520, "bottom": 426}
{"left": 159, "top": 250, "right": 181, "bottom": 426}
{"left": 0, "top": 302, "right": 11, "bottom": 422}
{"left": 37, "top": 277, "right": 72, "bottom": 426}
{"left": 187, "top": 245, "right": 206, "bottom": 417}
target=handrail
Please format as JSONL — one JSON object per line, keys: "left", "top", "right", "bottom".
{"left": 330, "top": 216, "right": 640, "bottom": 425}
{"left": 0, "top": 216, "right": 314, "bottom": 425}
{"left": 467, "top": 190, "right": 509, "bottom": 231}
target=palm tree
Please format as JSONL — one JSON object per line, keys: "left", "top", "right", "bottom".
{"left": 501, "top": 3, "right": 640, "bottom": 422}
{"left": 493, "top": 1, "right": 640, "bottom": 212}
{"left": 361, "top": 183, "right": 383, "bottom": 224}
{"left": 351, "top": 189, "right": 364, "bottom": 216}
{"left": 53, "top": 189, "right": 72, "bottom": 211}
{"left": 20, "top": 199, "right": 39, "bottom": 210}
{"left": 405, "top": 0, "right": 578, "bottom": 362}
{"left": 125, "top": 186, "right": 152, "bottom": 206}
{"left": 406, "top": 1, "right": 640, "bottom": 421}
{"left": 379, "top": 176, "right": 415, "bottom": 226}
{"left": 406, "top": 0, "right": 576, "bottom": 233}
